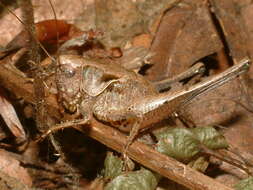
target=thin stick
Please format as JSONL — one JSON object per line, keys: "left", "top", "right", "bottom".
{"left": 201, "top": 146, "right": 251, "bottom": 176}
{"left": 18, "top": 0, "right": 47, "bottom": 133}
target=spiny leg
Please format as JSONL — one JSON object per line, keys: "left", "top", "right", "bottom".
{"left": 37, "top": 118, "right": 90, "bottom": 142}
{"left": 122, "top": 115, "right": 143, "bottom": 171}
{"left": 128, "top": 58, "right": 250, "bottom": 132}
{"left": 101, "top": 110, "right": 143, "bottom": 171}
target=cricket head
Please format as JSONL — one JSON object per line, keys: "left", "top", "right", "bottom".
{"left": 56, "top": 54, "right": 119, "bottom": 113}
{"left": 56, "top": 55, "right": 84, "bottom": 113}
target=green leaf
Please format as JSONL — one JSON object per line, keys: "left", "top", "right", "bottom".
{"left": 234, "top": 177, "right": 253, "bottom": 190}
{"left": 156, "top": 128, "right": 200, "bottom": 162}
{"left": 105, "top": 169, "right": 158, "bottom": 190}
{"left": 104, "top": 152, "right": 123, "bottom": 179}
{"left": 192, "top": 126, "right": 228, "bottom": 149}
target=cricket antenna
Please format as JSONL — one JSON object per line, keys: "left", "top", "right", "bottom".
{"left": 47, "top": 0, "right": 60, "bottom": 64}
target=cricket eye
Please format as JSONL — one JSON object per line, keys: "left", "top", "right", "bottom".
{"left": 65, "top": 69, "right": 76, "bottom": 78}
{"left": 60, "top": 66, "right": 76, "bottom": 78}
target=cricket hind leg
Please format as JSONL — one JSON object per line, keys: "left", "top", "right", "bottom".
{"left": 129, "top": 58, "right": 251, "bottom": 132}
{"left": 98, "top": 109, "right": 143, "bottom": 170}
{"left": 122, "top": 115, "right": 143, "bottom": 171}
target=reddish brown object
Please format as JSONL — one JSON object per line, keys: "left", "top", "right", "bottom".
{"left": 35, "top": 19, "right": 71, "bottom": 44}
{"left": 4, "top": 19, "right": 81, "bottom": 52}
{"left": 110, "top": 47, "right": 122, "bottom": 58}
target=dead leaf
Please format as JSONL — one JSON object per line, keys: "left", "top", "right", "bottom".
{"left": 147, "top": 0, "right": 223, "bottom": 81}
{"left": 0, "top": 88, "right": 26, "bottom": 140}
{"left": 241, "top": 3, "right": 253, "bottom": 78}
{"left": 0, "top": 149, "right": 32, "bottom": 187}
{"left": 210, "top": 0, "right": 248, "bottom": 63}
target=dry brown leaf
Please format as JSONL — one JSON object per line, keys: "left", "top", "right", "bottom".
{"left": 241, "top": 3, "right": 253, "bottom": 78}
{"left": 0, "top": 88, "right": 26, "bottom": 140}
{"left": 181, "top": 79, "right": 241, "bottom": 126}
{"left": 0, "top": 149, "right": 32, "bottom": 187}
{"left": 147, "top": 0, "right": 223, "bottom": 81}
{"left": 132, "top": 34, "right": 152, "bottom": 49}
{"left": 210, "top": 0, "right": 248, "bottom": 64}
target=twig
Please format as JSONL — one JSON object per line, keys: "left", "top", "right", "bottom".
{"left": 0, "top": 57, "right": 60, "bottom": 118}
{"left": 201, "top": 146, "right": 251, "bottom": 176}
{"left": 18, "top": 0, "right": 47, "bottom": 133}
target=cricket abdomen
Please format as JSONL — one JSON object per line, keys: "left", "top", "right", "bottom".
{"left": 92, "top": 78, "right": 156, "bottom": 132}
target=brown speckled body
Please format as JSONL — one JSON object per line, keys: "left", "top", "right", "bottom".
{"left": 56, "top": 54, "right": 250, "bottom": 135}
{"left": 56, "top": 54, "right": 157, "bottom": 131}
{"left": 93, "top": 78, "right": 156, "bottom": 131}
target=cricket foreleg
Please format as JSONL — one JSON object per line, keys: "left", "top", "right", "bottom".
{"left": 37, "top": 118, "right": 90, "bottom": 142}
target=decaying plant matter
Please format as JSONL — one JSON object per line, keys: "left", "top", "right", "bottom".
{"left": 0, "top": 0, "right": 253, "bottom": 190}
